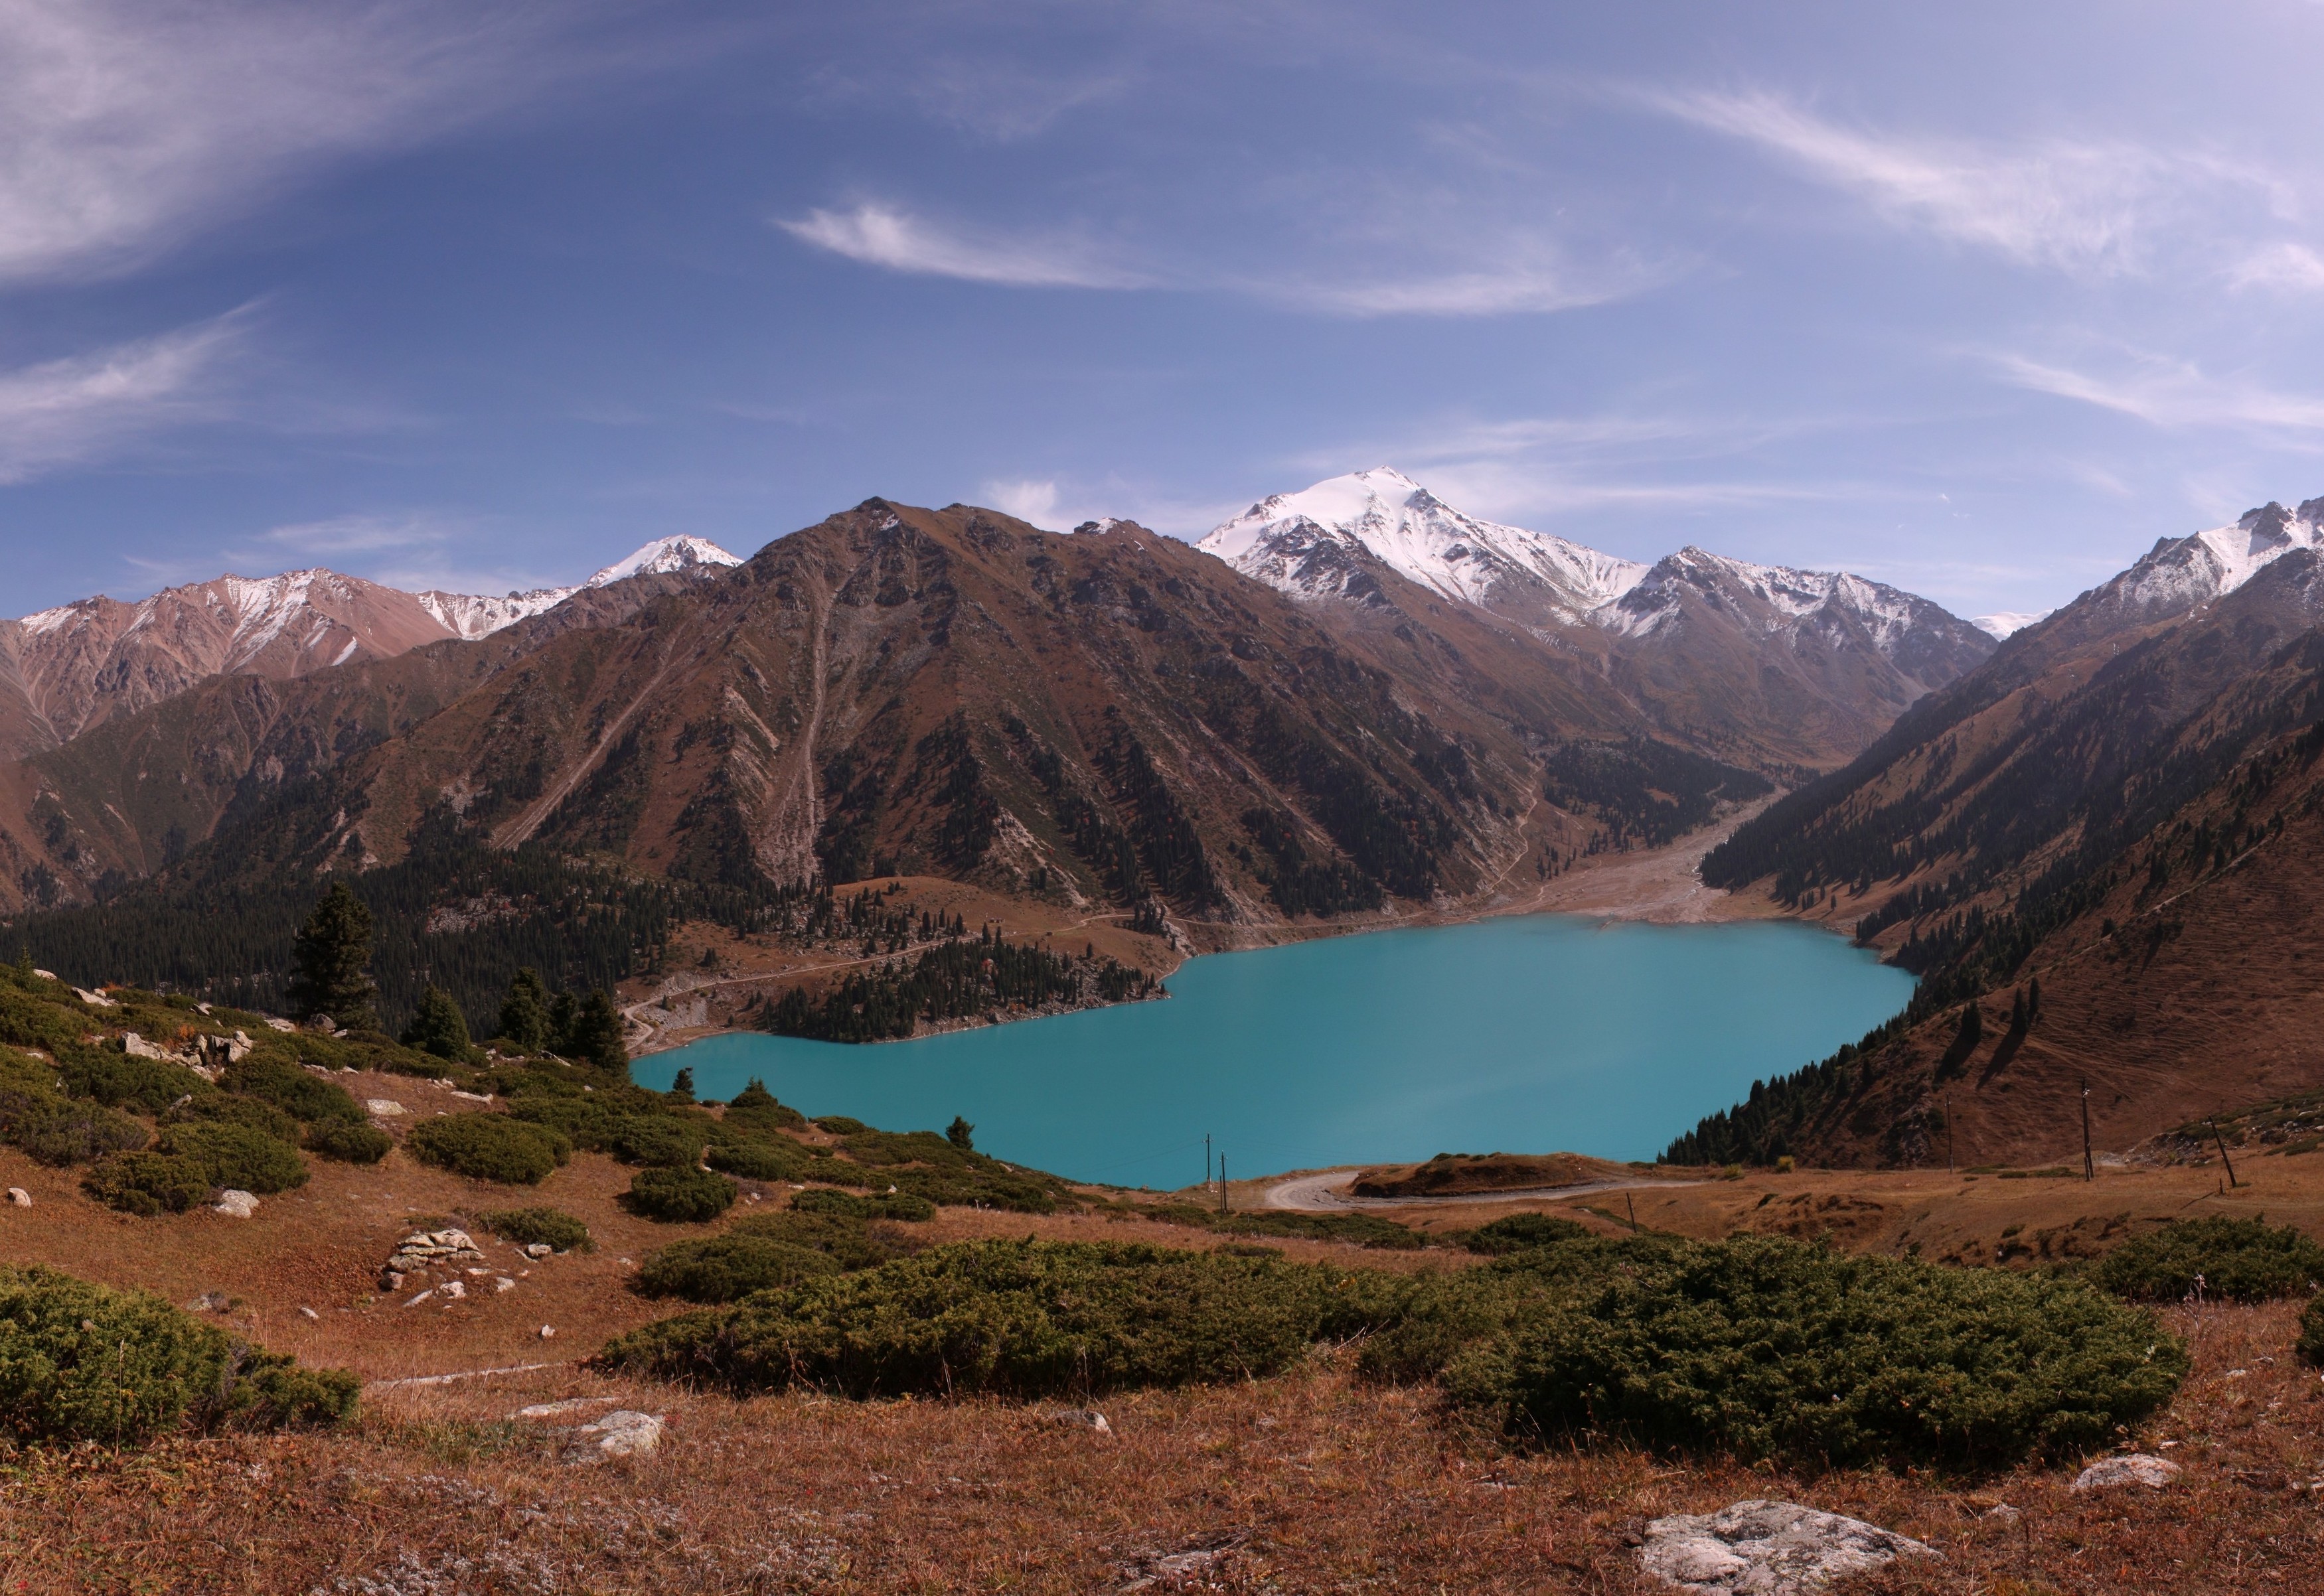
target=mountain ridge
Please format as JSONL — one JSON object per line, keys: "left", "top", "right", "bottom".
{"left": 0, "top": 536, "right": 740, "bottom": 764}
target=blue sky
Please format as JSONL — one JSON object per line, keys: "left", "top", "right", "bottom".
{"left": 9, "top": 1, "right": 2324, "bottom": 619}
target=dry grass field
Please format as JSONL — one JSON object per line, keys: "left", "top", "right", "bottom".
{"left": 3, "top": 1114, "right": 2323, "bottom": 1594}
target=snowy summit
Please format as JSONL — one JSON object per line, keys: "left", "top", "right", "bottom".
{"left": 1199, "top": 467, "right": 1647, "bottom": 624}
{"left": 415, "top": 536, "right": 741, "bottom": 640}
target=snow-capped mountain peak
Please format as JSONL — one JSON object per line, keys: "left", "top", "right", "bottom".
{"left": 2110, "top": 499, "right": 2324, "bottom": 617}
{"left": 585, "top": 534, "right": 742, "bottom": 588}
{"left": 414, "top": 536, "right": 741, "bottom": 640}
{"left": 1972, "top": 611, "right": 2052, "bottom": 640}
{"left": 1198, "top": 467, "right": 1648, "bottom": 624}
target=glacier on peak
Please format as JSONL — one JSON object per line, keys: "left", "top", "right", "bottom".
{"left": 1198, "top": 467, "right": 1648, "bottom": 622}
{"left": 1198, "top": 469, "right": 1962, "bottom": 664}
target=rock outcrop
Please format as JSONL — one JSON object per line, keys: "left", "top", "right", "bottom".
{"left": 1640, "top": 1500, "right": 1936, "bottom": 1594}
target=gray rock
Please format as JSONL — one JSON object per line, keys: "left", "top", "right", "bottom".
{"left": 365, "top": 1098, "right": 406, "bottom": 1118}
{"left": 5, "top": 1187, "right": 29, "bottom": 1207}
{"left": 380, "top": 1228, "right": 487, "bottom": 1288}
{"left": 212, "top": 1189, "right": 260, "bottom": 1218}
{"left": 2071, "top": 1454, "right": 2180, "bottom": 1492}
{"left": 572, "top": 1410, "right": 663, "bottom": 1460}
{"left": 1640, "top": 1500, "right": 1936, "bottom": 1594}
{"left": 1051, "top": 1408, "right": 1113, "bottom": 1434}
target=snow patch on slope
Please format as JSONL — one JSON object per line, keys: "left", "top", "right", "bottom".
{"left": 2114, "top": 500, "right": 2324, "bottom": 615}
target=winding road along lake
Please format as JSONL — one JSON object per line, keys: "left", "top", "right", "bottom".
{"left": 636, "top": 914, "right": 1914, "bottom": 1186}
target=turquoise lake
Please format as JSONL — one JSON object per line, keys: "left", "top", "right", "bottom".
{"left": 635, "top": 914, "right": 1914, "bottom": 1187}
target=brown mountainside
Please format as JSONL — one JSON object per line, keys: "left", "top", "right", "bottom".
{"left": 2, "top": 500, "right": 1676, "bottom": 922}
{"left": 0, "top": 570, "right": 472, "bottom": 762}
{"left": 1679, "top": 503, "right": 2324, "bottom": 1167}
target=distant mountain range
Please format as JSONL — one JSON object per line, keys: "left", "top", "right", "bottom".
{"left": 1677, "top": 496, "right": 2324, "bottom": 1167}
{"left": 1201, "top": 468, "right": 1995, "bottom": 764}
{"left": 0, "top": 536, "right": 739, "bottom": 762}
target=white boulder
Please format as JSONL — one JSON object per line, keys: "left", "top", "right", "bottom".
{"left": 574, "top": 1410, "right": 663, "bottom": 1460}
{"left": 1640, "top": 1500, "right": 1937, "bottom": 1594}
{"left": 212, "top": 1189, "right": 260, "bottom": 1219}
{"left": 2072, "top": 1454, "right": 2180, "bottom": 1492}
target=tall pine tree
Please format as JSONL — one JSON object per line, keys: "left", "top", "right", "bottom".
{"left": 286, "top": 880, "right": 376, "bottom": 1030}
{"left": 497, "top": 968, "right": 554, "bottom": 1052}
{"left": 402, "top": 985, "right": 474, "bottom": 1061}
{"left": 560, "top": 989, "right": 628, "bottom": 1070}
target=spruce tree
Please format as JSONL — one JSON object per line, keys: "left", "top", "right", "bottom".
{"left": 285, "top": 880, "right": 376, "bottom": 1030}
{"left": 668, "top": 1067, "right": 695, "bottom": 1104}
{"left": 562, "top": 989, "right": 628, "bottom": 1070}
{"left": 946, "top": 1114, "right": 975, "bottom": 1152}
{"left": 497, "top": 968, "right": 554, "bottom": 1052}
{"left": 402, "top": 985, "right": 474, "bottom": 1061}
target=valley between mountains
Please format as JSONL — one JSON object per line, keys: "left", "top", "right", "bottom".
{"left": 18, "top": 471, "right": 2324, "bottom": 1171}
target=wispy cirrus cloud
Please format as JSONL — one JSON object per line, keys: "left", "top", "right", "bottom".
{"left": 2228, "top": 241, "right": 2324, "bottom": 293}
{"left": 779, "top": 203, "right": 1151, "bottom": 289}
{"left": 0, "top": 0, "right": 633, "bottom": 289}
{"left": 1646, "top": 88, "right": 2282, "bottom": 276}
{"left": 1993, "top": 347, "right": 2324, "bottom": 437}
{"left": 782, "top": 201, "right": 1677, "bottom": 317}
{"left": 0, "top": 309, "right": 252, "bottom": 482}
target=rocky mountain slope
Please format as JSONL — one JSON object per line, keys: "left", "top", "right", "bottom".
{"left": 1677, "top": 497, "right": 2324, "bottom": 1167}
{"left": 1, "top": 499, "right": 1681, "bottom": 924}
{"left": 1200, "top": 469, "right": 1995, "bottom": 764}
{"left": 0, "top": 536, "right": 739, "bottom": 763}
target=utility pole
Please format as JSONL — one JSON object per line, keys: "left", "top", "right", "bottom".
{"left": 1205, "top": 1133, "right": 1211, "bottom": 1193}
{"left": 1625, "top": 1192, "right": 1640, "bottom": 1233}
{"left": 1219, "top": 1156, "right": 1228, "bottom": 1215}
{"left": 2080, "top": 1079, "right": 2094, "bottom": 1182}
{"left": 2210, "top": 1117, "right": 2241, "bottom": 1189}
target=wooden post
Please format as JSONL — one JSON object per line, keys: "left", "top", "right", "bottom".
{"left": 1625, "top": 1192, "right": 1640, "bottom": 1233}
{"left": 2210, "top": 1118, "right": 2240, "bottom": 1189}
{"left": 2081, "top": 1079, "right": 2094, "bottom": 1182}
{"left": 1219, "top": 1156, "right": 1227, "bottom": 1214}
{"left": 1946, "top": 1090, "right": 1954, "bottom": 1173}
{"left": 1205, "top": 1133, "right": 1211, "bottom": 1192}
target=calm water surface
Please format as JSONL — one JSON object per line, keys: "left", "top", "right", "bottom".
{"left": 637, "top": 914, "right": 1913, "bottom": 1186}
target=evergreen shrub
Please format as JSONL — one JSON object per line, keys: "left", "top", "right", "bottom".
{"left": 0, "top": 1266, "right": 354, "bottom": 1444}
{"left": 625, "top": 1167, "right": 738, "bottom": 1222}
{"left": 407, "top": 1114, "right": 569, "bottom": 1185}
{"left": 1369, "top": 1234, "right": 2188, "bottom": 1471}
{"left": 611, "top": 1116, "right": 705, "bottom": 1168}
{"left": 82, "top": 1153, "right": 212, "bottom": 1216}
{"left": 2093, "top": 1217, "right": 2324, "bottom": 1303}
{"left": 723, "top": 1079, "right": 806, "bottom": 1131}
{"left": 1460, "top": 1213, "right": 1592, "bottom": 1254}
{"left": 306, "top": 1120, "right": 392, "bottom": 1164}
{"left": 159, "top": 1122, "right": 309, "bottom": 1193}
{"left": 168, "top": 1094, "right": 302, "bottom": 1144}
{"left": 791, "top": 1187, "right": 935, "bottom": 1223}
{"left": 223, "top": 1054, "right": 363, "bottom": 1124}
{"left": 2299, "top": 1294, "right": 2324, "bottom": 1367}
{"left": 11, "top": 1103, "right": 148, "bottom": 1166}
{"left": 631, "top": 1235, "right": 842, "bottom": 1302}
{"left": 736, "top": 1208, "right": 915, "bottom": 1268}
{"left": 55, "top": 1050, "right": 206, "bottom": 1115}
{"left": 598, "top": 1240, "right": 1397, "bottom": 1398}
{"left": 705, "top": 1139, "right": 809, "bottom": 1181}
{"left": 603, "top": 1234, "right": 2186, "bottom": 1472}
{"left": 481, "top": 1207, "right": 592, "bottom": 1253}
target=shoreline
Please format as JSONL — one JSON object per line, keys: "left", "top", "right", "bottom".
{"left": 624, "top": 796, "right": 1800, "bottom": 1059}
